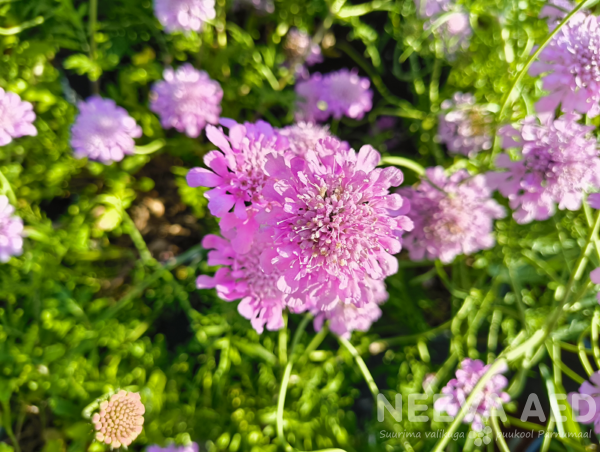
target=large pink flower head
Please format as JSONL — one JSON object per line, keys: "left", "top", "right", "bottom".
{"left": 569, "top": 371, "right": 600, "bottom": 433}
{"left": 488, "top": 113, "right": 600, "bottom": 224}
{"left": 434, "top": 359, "right": 510, "bottom": 431}
{"left": 0, "top": 195, "right": 23, "bottom": 263}
{"left": 186, "top": 120, "right": 289, "bottom": 219}
{"left": 150, "top": 64, "right": 222, "bottom": 138}
{"left": 400, "top": 167, "right": 505, "bottom": 264}
{"left": 438, "top": 92, "right": 493, "bottom": 157}
{"left": 530, "top": 13, "right": 600, "bottom": 118}
{"left": 197, "top": 233, "right": 285, "bottom": 334}
{"left": 91, "top": 390, "right": 144, "bottom": 449}
{"left": 313, "top": 278, "right": 387, "bottom": 338}
{"left": 261, "top": 139, "right": 413, "bottom": 311}
{"left": 148, "top": 444, "right": 199, "bottom": 452}
{"left": 295, "top": 69, "right": 373, "bottom": 122}
{"left": 71, "top": 96, "right": 142, "bottom": 164}
{"left": 154, "top": 0, "right": 216, "bottom": 33}
{"left": 277, "top": 122, "right": 349, "bottom": 158}
{"left": 0, "top": 88, "right": 37, "bottom": 145}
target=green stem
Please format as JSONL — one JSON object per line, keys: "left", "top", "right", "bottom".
{"left": 279, "top": 313, "right": 288, "bottom": 367}
{"left": 338, "top": 336, "right": 379, "bottom": 400}
{"left": 578, "top": 327, "right": 595, "bottom": 376}
{"left": 541, "top": 416, "right": 555, "bottom": 452}
{"left": 298, "top": 325, "right": 329, "bottom": 363}
{"left": 122, "top": 211, "right": 155, "bottom": 265}
{"left": 2, "top": 401, "right": 21, "bottom": 452}
{"left": 490, "top": 410, "right": 510, "bottom": 452}
{"left": 88, "top": 0, "right": 99, "bottom": 94}
{"left": 276, "top": 315, "right": 311, "bottom": 451}
{"left": 380, "top": 156, "right": 425, "bottom": 176}
{"left": 369, "top": 320, "right": 451, "bottom": 354}
{"left": 0, "top": 168, "right": 17, "bottom": 205}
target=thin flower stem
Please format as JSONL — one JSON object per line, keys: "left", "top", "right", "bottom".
{"left": 276, "top": 315, "right": 311, "bottom": 451}
{"left": 0, "top": 168, "right": 17, "bottom": 205}
{"left": 541, "top": 416, "right": 555, "bottom": 452}
{"left": 592, "top": 309, "right": 600, "bottom": 369}
{"left": 490, "top": 409, "right": 510, "bottom": 452}
{"left": 578, "top": 327, "right": 595, "bottom": 377}
{"left": 122, "top": 211, "right": 155, "bottom": 266}
{"left": 546, "top": 341, "right": 586, "bottom": 385}
{"left": 298, "top": 325, "right": 329, "bottom": 363}
{"left": 556, "top": 340, "right": 592, "bottom": 355}
{"left": 380, "top": 156, "right": 425, "bottom": 176}
{"left": 1, "top": 400, "right": 21, "bottom": 452}
{"left": 338, "top": 336, "right": 379, "bottom": 400}
{"left": 368, "top": 320, "right": 451, "bottom": 354}
{"left": 88, "top": 0, "right": 100, "bottom": 94}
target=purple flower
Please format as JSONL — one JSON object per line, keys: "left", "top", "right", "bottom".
{"left": 589, "top": 193, "right": 600, "bottom": 209}
{"left": 260, "top": 139, "right": 413, "bottom": 311}
{"left": 197, "top": 233, "right": 285, "bottom": 334}
{"left": 71, "top": 96, "right": 142, "bottom": 164}
{"left": 540, "top": 0, "right": 574, "bottom": 24}
{"left": 400, "top": 167, "right": 505, "bottom": 264}
{"left": 148, "top": 444, "right": 198, "bottom": 452}
{"left": 568, "top": 371, "right": 600, "bottom": 433}
{"left": 0, "top": 88, "right": 37, "bottom": 145}
{"left": 186, "top": 120, "right": 287, "bottom": 215}
{"left": 0, "top": 195, "right": 23, "bottom": 263}
{"left": 438, "top": 92, "right": 493, "bottom": 157}
{"left": 277, "top": 122, "right": 348, "bottom": 158}
{"left": 154, "top": 0, "right": 216, "bottom": 33}
{"left": 488, "top": 113, "right": 600, "bottom": 224}
{"left": 313, "top": 279, "right": 387, "bottom": 339}
{"left": 530, "top": 13, "right": 600, "bottom": 118}
{"left": 434, "top": 359, "right": 510, "bottom": 431}
{"left": 295, "top": 69, "right": 373, "bottom": 122}
{"left": 591, "top": 268, "right": 600, "bottom": 304}
{"left": 150, "top": 64, "right": 223, "bottom": 138}
{"left": 413, "top": 0, "right": 472, "bottom": 53}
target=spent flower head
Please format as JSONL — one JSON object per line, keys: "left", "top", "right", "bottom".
{"left": 92, "top": 390, "right": 144, "bottom": 449}
{"left": 71, "top": 96, "right": 142, "bottom": 164}
{"left": 0, "top": 88, "right": 37, "bottom": 146}
{"left": 150, "top": 64, "right": 223, "bottom": 138}
{"left": 400, "top": 167, "right": 505, "bottom": 264}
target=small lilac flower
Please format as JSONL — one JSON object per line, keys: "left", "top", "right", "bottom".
{"left": 295, "top": 69, "right": 373, "bottom": 122}
{"left": 284, "top": 28, "right": 323, "bottom": 66}
{"left": 413, "top": 0, "right": 472, "bottom": 53}
{"left": 197, "top": 233, "right": 285, "bottom": 334}
{"left": 260, "top": 139, "right": 413, "bottom": 311}
{"left": 438, "top": 92, "right": 493, "bottom": 157}
{"left": 540, "top": 0, "right": 574, "bottom": 24}
{"left": 148, "top": 444, "right": 199, "bottom": 452}
{"left": 400, "top": 167, "right": 505, "bottom": 264}
{"left": 568, "top": 371, "right": 600, "bottom": 433}
{"left": 150, "top": 64, "right": 223, "bottom": 138}
{"left": 71, "top": 96, "right": 142, "bottom": 164}
{"left": 488, "top": 113, "right": 600, "bottom": 224}
{"left": 313, "top": 279, "right": 387, "bottom": 338}
{"left": 591, "top": 268, "right": 600, "bottom": 304}
{"left": 0, "top": 195, "right": 23, "bottom": 263}
{"left": 589, "top": 193, "right": 600, "bottom": 209}
{"left": 277, "top": 122, "right": 348, "bottom": 158}
{"left": 154, "top": 0, "right": 216, "bottom": 33}
{"left": 434, "top": 359, "right": 510, "bottom": 431}
{"left": 186, "top": 120, "right": 288, "bottom": 242}
{"left": 92, "top": 390, "right": 145, "bottom": 448}
{"left": 0, "top": 88, "right": 37, "bottom": 145}
{"left": 530, "top": 13, "right": 600, "bottom": 118}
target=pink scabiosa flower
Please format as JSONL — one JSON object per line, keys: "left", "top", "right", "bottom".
{"left": 488, "top": 113, "right": 600, "bottom": 224}
{"left": 91, "top": 390, "right": 144, "bottom": 449}
{"left": 434, "top": 359, "right": 510, "bottom": 431}
{"left": 400, "top": 167, "right": 505, "bottom": 264}
{"left": 413, "top": 0, "right": 471, "bottom": 53}
{"left": 0, "top": 195, "right": 23, "bottom": 263}
{"left": 295, "top": 69, "right": 373, "bottom": 122}
{"left": 186, "top": 120, "right": 288, "bottom": 252}
{"left": 568, "top": 371, "right": 600, "bottom": 433}
{"left": 150, "top": 64, "right": 222, "bottom": 138}
{"left": 589, "top": 193, "right": 600, "bottom": 209}
{"left": 261, "top": 139, "right": 413, "bottom": 311}
{"left": 154, "top": 0, "right": 216, "bottom": 33}
{"left": 148, "top": 445, "right": 198, "bottom": 452}
{"left": 591, "top": 268, "right": 600, "bottom": 304}
{"left": 0, "top": 88, "right": 37, "bottom": 145}
{"left": 438, "top": 92, "right": 494, "bottom": 157}
{"left": 313, "top": 279, "right": 387, "bottom": 338}
{"left": 530, "top": 13, "right": 600, "bottom": 118}
{"left": 540, "top": 0, "right": 574, "bottom": 24}
{"left": 277, "top": 122, "right": 348, "bottom": 158}
{"left": 71, "top": 96, "right": 142, "bottom": 164}
{"left": 197, "top": 233, "right": 285, "bottom": 334}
